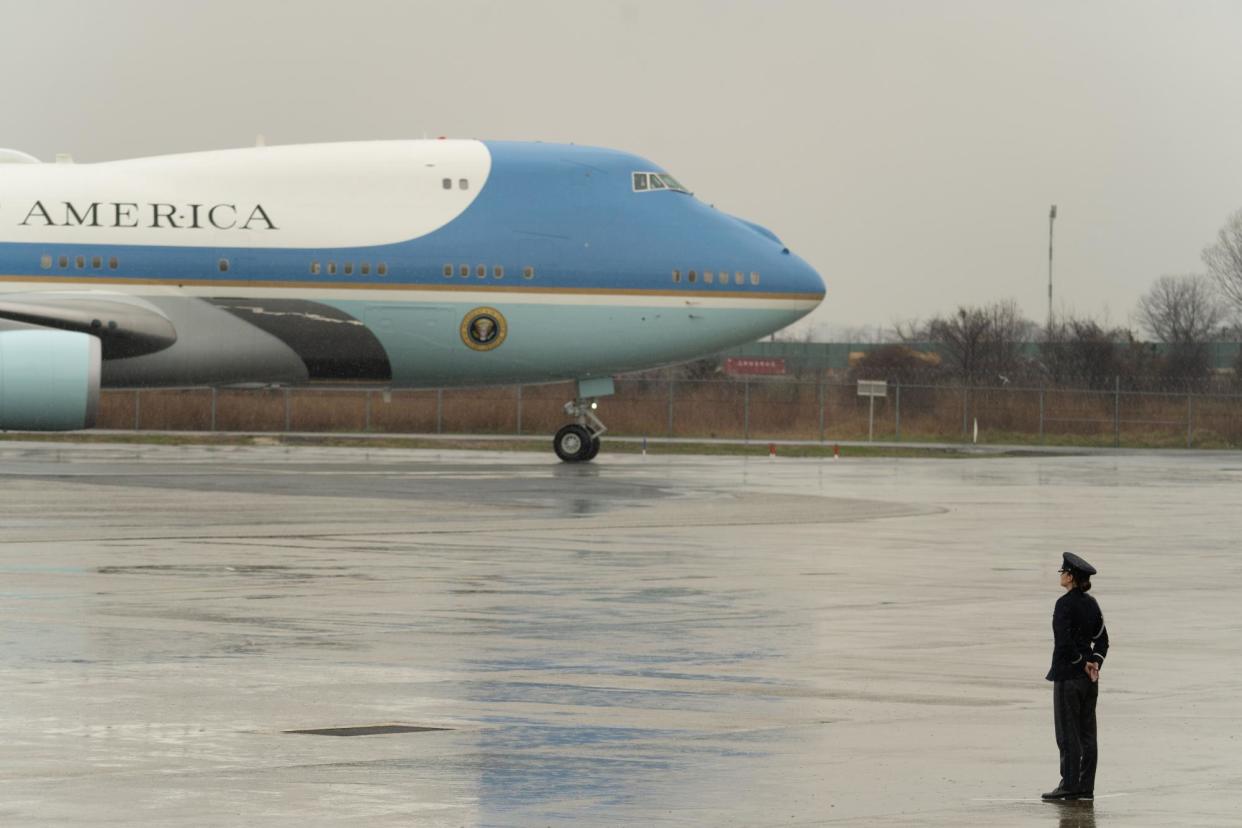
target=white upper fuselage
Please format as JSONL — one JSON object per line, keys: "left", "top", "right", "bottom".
{"left": 0, "top": 141, "right": 491, "bottom": 249}
{"left": 0, "top": 140, "right": 825, "bottom": 388}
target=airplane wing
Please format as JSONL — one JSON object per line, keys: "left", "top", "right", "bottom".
{"left": 0, "top": 292, "right": 176, "bottom": 358}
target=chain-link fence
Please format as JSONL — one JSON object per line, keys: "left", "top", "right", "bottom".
{"left": 94, "top": 377, "right": 1242, "bottom": 449}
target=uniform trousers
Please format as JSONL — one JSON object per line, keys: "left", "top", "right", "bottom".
{"left": 1053, "top": 676, "right": 1098, "bottom": 793}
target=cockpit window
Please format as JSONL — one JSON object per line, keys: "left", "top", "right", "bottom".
{"left": 632, "top": 171, "right": 690, "bottom": 194}
{"left": 656, "top": 174, "right": 686, "bottom": 191}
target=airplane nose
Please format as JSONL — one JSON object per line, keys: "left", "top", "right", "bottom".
{"left": 784, "top": 249, "right": 826, "bottom": 300}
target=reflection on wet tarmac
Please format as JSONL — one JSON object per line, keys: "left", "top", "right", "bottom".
{"left": 0, "top": 443, "right": 1238, "bottom": 825}
{"left": 1052, "top": 800, "right": 1096, "bottom": 828}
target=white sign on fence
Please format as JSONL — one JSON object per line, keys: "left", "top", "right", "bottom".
{"left": 857, "top": 380, "right": 888, "bottom": 398}
{"left": 857, "top": 380, "right": 887, "bottom": 442}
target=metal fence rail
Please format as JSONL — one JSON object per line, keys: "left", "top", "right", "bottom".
{"left": 96, "top": 378, "right": 1242, "bottom": 449}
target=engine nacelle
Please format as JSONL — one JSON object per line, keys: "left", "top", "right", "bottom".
{"left": 0, "top": 328, "right": 101, "bottom": 430}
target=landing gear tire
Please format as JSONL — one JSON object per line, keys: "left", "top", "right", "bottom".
{"left": 555, "top": 394, "right": 608, "bottom": 463}
{"left": 554, "top": 424, "right": 594, "bottom": 463}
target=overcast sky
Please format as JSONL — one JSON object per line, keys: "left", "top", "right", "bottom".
{"left": 4, "top": 0, "right": 1241, "bottom": 338}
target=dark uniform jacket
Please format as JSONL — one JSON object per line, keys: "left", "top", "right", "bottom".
{"left": 1046, "top": 588, "right": 1109, "bottom": 681}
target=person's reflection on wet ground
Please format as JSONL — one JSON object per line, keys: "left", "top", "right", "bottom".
{"left": 1051, "top": 800, "right": 1096, "bottom": 828}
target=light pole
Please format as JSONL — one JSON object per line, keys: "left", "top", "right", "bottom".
{"left": 1047, "top": 204, "right": 1057, "bottom": 334}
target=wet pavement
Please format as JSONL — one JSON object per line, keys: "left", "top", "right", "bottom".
{"left": 0, "top": 441, "right": 1238, "bottom": 826}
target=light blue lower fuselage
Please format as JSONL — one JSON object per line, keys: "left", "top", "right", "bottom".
{"left": 0, "top": 140, "right": 825, "bottom": 389}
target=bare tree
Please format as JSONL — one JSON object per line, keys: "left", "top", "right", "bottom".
{"left": 1136, "top": 274, "right": 1226, "bottom": 344}
{"left": 1203, "top": 209, "right": 1242, "bottom": 314}
{"left": 925, "top": 300, "right": 1036, "bottom": 385}
{"left": 835, "top": 324, "right": 889, "bottom": 344}
{"left": 1136, "top": 274, "right": 1227, "bottom": 383}
{"left": 892, "top": 317, "right": 929, "bottom": 344}
{"left": 1040, "top": 315, "right": 1124, "bottom": 388}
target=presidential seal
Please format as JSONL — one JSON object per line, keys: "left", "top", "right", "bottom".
{"left": 460, "top": 307, "right": 508, "bottom": 351}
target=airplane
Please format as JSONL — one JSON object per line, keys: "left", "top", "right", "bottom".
{"left": 0, "top": 140, "right": 825, "bottom": 461}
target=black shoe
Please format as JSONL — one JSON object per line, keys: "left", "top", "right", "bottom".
{"left": 1066, "top": 791, "right": 1093, "bottom": 801}
{"left": 1041, "top": 787, "right": 1076, "bottom": 800}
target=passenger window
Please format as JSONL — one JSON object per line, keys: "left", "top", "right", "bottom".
{"left": 460, "top": 264, "right": 469, "bottom": 277}
{"left": 522, "top": 266, "right": 534, "bottom": 279}
{"left": 750, "top": 272, "right": 760, "bottom": 285}
{"left": 633, "top": 173, "right": 649, "bottom": 191}
{"left": 108, "top": 257, "right": 118, "bottom": 270}
{"left": 92, "top": 256, "right": 101, "bottom": 269}
{"left": 688, "top": 270, "right": 697, "bottom": 283}
{"left": 311, "top": 262, "right": 321, "bottom": 274}
{"left": 493, "top": 265, "right": 503, "bottom": 279}
{"left": 704, "top": 271, "right": 714, "bottom": 284}
{"left": 74, "top": 256, "right": 84, "bottom": 268}
{"left": 40, "top": 255, "right": 51, "bottom": 269}
{"left": 360, "top": 263, "right": 370, "bottom": 275}
{"left": 459, "top": 179, "right": 469, "bottom": 190}
{"left": 378, "top": 263, "right": 388, "bottom": 276}
{"left": 444, "top": 264, "right": 453, "bottom": 277}
{"left": 672, "top": 269, "right": 681, "bottom": 283}
{"left": 476, "top": 265, "right": 486, "bottom": 278}
{"left": 328, "top": 262, "right": 337, "bottom": 275}
{"left": 58, "top": 255, "right": 68, "bottom": 268}
{"left": 344, "top": 262, "right": 353, "bottom": 275}
{"left": 443, "top": 178, "right": 452, "bottom": 189}
{"left": 218, "top": 258, "right": 229, "bottom": 273}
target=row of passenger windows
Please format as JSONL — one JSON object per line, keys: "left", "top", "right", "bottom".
{"left": 442, "top": 263, "right": 536, "bottom": 280}
{"left": 442, "top": 178, "right": 470, "bottom": 190}
{"left": 674, "top": 269, "right": 761, "bottom": 286}
{"left": 40, "top": 253, "right": 119, "bottom": 270}
{"left": 39, "top": 252, "right": 752, "bottom": 287}
{"left": 308, "top": 261, "right": 389, "bottom": 276}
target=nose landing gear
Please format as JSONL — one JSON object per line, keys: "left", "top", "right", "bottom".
{"left": 554, "top": 397, "right": 606, "bottom": 463}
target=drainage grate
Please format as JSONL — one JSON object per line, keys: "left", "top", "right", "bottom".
{"left": 284, "top": 724, "right": 452, "bottom": 737}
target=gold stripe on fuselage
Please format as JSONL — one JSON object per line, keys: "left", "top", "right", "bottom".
{"left": 0, "top": 274, "right": 825, "bottom": 303}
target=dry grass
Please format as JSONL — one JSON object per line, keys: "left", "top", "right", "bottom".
{"left": 92, "top": 381, "right": 1242, "bottom": 449}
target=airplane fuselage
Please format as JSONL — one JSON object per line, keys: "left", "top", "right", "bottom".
{"left": 0, "top": 140, "right": 824, "bottom": 390}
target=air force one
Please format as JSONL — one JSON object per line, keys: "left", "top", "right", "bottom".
{"left": 0, "top": 140, "right": 824, "bottom": 461}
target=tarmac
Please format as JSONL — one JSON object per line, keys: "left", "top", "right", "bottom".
{"left": 0, "top": 440, "right": 1239, "bottom": 826}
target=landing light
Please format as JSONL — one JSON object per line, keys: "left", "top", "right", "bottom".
{"left": 590, "top": 402, "right": 598, "bottom": 410}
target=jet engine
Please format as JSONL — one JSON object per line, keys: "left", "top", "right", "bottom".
{"left": 0, "top": 328, "right": 101, "bottom": 430}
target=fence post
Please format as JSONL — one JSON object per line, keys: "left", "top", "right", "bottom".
{"left": 744, "top": 378, "right": 751, "bottom": 442}
{"left": 284, "top": 388, "right": 291, "bottom": 432}
{"left": 667, "top": 379, "right": 675, "bottom": 437}
{"left": 436, "top": 388, "right": 443, "bottom": 434}
{"left": 1038, "top": 386, "right": 1045, "bottom": 444}
{"left": 1113, "top": 376, "right": 1120, "bottom": 448}
{"left": 516, "top": 385, "right": 523, "bottom": 435}
{"left": 1187, "top": 390, "right": 1193, "bottom": 449}
{"left": 894, "top": 381, "right": 901, "bottom": 441}
{"left": 134, "top": 389, "right": 141, "bottom": 431}
{"left": 817, "top": 376, "right": 825, "bottom": 442}
{"left": 961, "top": 384, "right": 968, "bottom": 441}
{"left": 210, "top": 387, "right": 218, "bottom": 432}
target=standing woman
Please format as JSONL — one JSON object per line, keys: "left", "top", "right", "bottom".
{"left": 1042, "top": 552, "right": 1109, "bottom": 801}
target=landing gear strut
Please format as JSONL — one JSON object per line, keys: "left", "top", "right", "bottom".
{"left": 554, "top": 398, "right": 606, "bottom": 463}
